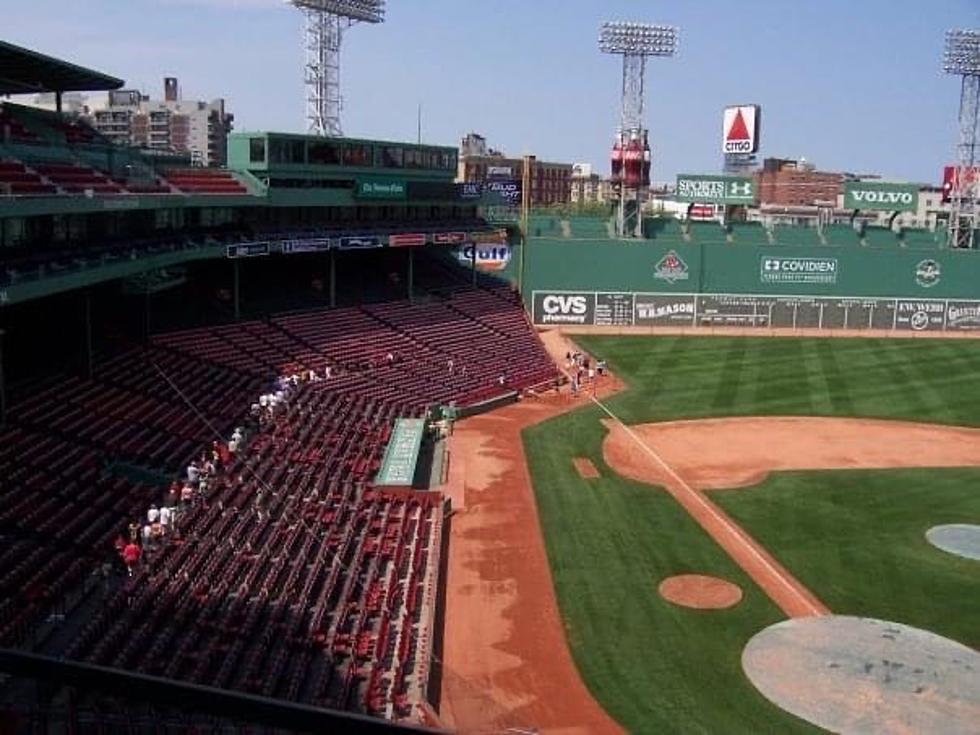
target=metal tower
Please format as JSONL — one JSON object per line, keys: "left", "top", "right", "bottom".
{"left": 288, "top": 1, "right": 385, "bottom": 137}
{"left": 943, "top": 29, "right": 980, "bottom": 249}
{"left": 600, "top": 21, "right": 678, "bottom": 238}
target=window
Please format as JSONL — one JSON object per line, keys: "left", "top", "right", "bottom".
{"left": 309, "top": 140, "right": 341, "bottom": 165}
{"left": 343, "top": 143, "right": 371, "bottom": 167}
{"left": 249, "top": 138, "right": 266, "bottom": 163}
{"left": 289, "top": 139, "right": 306, "bottom": 164}
{"left": 381, "top": 146, "right": 404, "bottom": 168}
{"left": 404, "top": 149, "right": 423, "bottom": 168}
{"left": 269, "top": 138, "right": 288, "bottom": 164}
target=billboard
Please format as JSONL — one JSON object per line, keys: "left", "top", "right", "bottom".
{"left": 843, "top": 181, "right": 919, "bottom": 212}
{"left": 760, "top": 256, "right": 838, "bottom": 285}
{"left": 338, "top": 235, "right": 382, "bottom": 250}
{"left": 354, "top": 179, "right": 407, "bottom": 200}
{"left": 484, "top": 179, "right": 522, "bottom": 205}
{"left": 531, "top": 292, "right": 596, "bottom": 325}
{"left": 722, "top": 105, "right": 760, "bottom": 154}
{"left": 675, "top": 174, "right": 756, "bottom": 204}
{"left": 455, "top": 244, "right": 512, "bottom": 272}
{"left": 280, "top": 239, "right": 331, "bottom": 254}
{"left": 226, "top": 242, "right": 269, "bottom": 258}
{"left": 942, "top": 166, "right": 980, "bottom": 203}
{"left": 432, "top": 232, "right": 467, "bottom": 245}
{"left": 530, "top": 290, "right": 980, "bottom": 333}
{"left": 388, "top": 233, "right": 426, "bottom": 248}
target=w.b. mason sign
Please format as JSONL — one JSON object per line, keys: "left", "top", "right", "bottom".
{"left": 843, "top": 181, "right": 919, "bottom": 212}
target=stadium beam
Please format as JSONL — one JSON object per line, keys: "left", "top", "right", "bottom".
{"left": 600, "top": 21, "right": 678, "bottom": 238}
{"left": 287, "top": 0, "right": 386, "bottom": 136}
{"left": 943, "top": 29, "right": 980, "bottom": 249}
{"left": 0, "top": 328, "right": 6, "bottom": 429}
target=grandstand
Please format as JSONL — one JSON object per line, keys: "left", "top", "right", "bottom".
{"left": 0, "top": 43, "right": 559, "bottom": 733}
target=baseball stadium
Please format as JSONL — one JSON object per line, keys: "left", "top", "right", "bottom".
{"left": 1, "top": 6, "right": 979, "bottom": 735}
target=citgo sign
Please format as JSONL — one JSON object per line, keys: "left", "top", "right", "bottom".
{"left": 843, "top": 182, "right": 919, "bottom": 212}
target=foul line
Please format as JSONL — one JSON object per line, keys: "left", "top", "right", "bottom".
{"left": 586, "top": 392, "right": 826, "bottom": 618}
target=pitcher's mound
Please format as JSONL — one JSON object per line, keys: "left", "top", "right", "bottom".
{"left": 573, "top": 457, "right": 600, "bottom": 479}
{"left": 743, "top": 616, "right": 980, "bottom": 734}
{"left": 658, "top": 574, "right": 743, "bottom": 609}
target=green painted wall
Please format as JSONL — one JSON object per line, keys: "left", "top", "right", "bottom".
{"left": 517, "top": 238, "right": 978, "bottom": 301}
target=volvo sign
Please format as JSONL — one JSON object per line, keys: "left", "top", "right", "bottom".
{"left": 843, "top": 182, "right": 919, "bottom": 212}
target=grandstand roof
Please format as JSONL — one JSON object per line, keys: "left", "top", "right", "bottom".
{"left": 0, "top": 39, "right": 124, "bottom": 95}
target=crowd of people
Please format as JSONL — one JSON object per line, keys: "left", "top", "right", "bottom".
{"left": 110, "top": 364, "right": 337, "bottom": 578}
{"left": 564, "top": 350, "right": 606, "bottom": 397}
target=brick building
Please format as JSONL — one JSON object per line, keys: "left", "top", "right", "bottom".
{"left": 755, "top": 158, "right": 843, "bottom": 207}
{"left": 456, "top": 133, "right": 572, "bottom": 206}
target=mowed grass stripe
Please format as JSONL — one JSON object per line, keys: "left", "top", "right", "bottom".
{"left": 524, "top": 335, "right": 980, "bottom": 733}
{"left": 524, "top": 415, "right": 820, "bottom": 734}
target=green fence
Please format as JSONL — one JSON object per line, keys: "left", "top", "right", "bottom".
{"left": 510, "top": 238, "right": 980, "bottom": 333}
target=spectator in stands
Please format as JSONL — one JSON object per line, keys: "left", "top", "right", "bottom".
{"left": 447, "top": 358, "right": 454, "bottom": 375}
{"left": 186, "top": 462, "right": 200, "bottom": 484}
{"left": 159, "top": 505, "right": 172, "bottom": 536}
{"left": 166, "top": 482, "right": 180, "bottom": 508}
{"left": 147, "top": 504, "right": 160, "bottom": 525}
{"left": 141, "top": 523, "right": 153, "bottom": 547}
{"left": 324, "top": 365, "right": 333, "bottom": 380}
{"left": 128, "top": 520, "right": 140, "bottom": 542}
{"left": 122, "top": 542, "right": 141, "bottom": 576}
{"left": 180, "top": 483, "right": 194, "bottom": 504}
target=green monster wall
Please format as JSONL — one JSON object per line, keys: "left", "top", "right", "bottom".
{"left": 506, "top": 238, "right": 980, "bottom": 333}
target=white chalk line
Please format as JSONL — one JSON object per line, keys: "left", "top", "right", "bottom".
{"left": 587, "top": 394, "right": 825, "bottom": 618}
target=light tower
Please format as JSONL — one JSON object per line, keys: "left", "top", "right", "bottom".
{"left": 600, "top": 21, "right": 678, "bottom": 238}
{"left": 288, "top": 0, "right": 386, "bottom": 136}
{"left": 943, "top": 29, "right": 980, "bottom": 249}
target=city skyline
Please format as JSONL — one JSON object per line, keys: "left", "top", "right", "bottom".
{"left": 4, "top": 0, "right": 979, "bottom": 184}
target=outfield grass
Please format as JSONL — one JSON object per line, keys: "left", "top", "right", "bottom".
{"left": 524, "top": 335, "right": 980, "bottom": 733}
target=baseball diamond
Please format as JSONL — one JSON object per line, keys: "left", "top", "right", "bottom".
{"left": 2, "top": 7, "right": 980, "bottom": 734}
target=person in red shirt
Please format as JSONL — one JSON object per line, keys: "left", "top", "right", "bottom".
{"left": 122, "top": 542, "right": 141, "bottom": 576}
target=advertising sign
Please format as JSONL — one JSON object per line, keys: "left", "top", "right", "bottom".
{"left": 388, "top": 233, "right": 426, "bottom": 248}
{"left": 338, "top": 235, "right": 382, "bottom": 250}
{"left": 432, "top": 232, "right": 467, "bottom": 245}
{"left": 942, "top": 165, "right": 980, "bottom": 203}
{"left": 843, "top": 182, "right": 919, "bottom": 212}
{"left": 945, "top": 301, "right": 980, "bottom": 331}
{"left": 280, "top": 239, "right": 332, "bottom": 254}
{"left": 226, "top": 242, "right": 269, "bottom": 258}
{"left": 355, "top": 179, "right": 407, "bottom": 200}
{"left": 895, "top": 300, "right": 945, "bottom": 331}
{"left": 532, "top": 292, "right": 596, "bottom": 326}
{"left": 487, "top": 166, "right": 513, "bottom": 178}
{"left": 485, "top": 180, "right": 522, "bottom": 205}
{"left": 722, "top": 105, "right": 761, "bottom": 154}
{"left": 634, "top": 294, "right": 697, "bottom": 326}
{"left": 675, "top": 174, "right": 755, "bottom": 204}
{"left": 455, "top": 244, "right": 511, "bottom": 272}
{"left": 459, "top": 182, "right": 482, "bottom": 199}
{"left": 760, "top": 256, "right": 838, "bottom": 285}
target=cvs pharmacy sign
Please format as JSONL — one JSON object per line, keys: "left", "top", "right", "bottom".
{"left": 532, "top": 292, "right": 596, "bottom": 325}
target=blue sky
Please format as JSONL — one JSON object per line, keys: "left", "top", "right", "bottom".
{"left": 5, "top": 0, "right": 979, "bottom": 184}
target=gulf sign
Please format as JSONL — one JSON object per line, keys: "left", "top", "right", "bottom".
{"left": 722, "top": 105, "right": 760, "bottom": 155}
{"left": 455, "top": 244, "right": 512, "bottom": 272}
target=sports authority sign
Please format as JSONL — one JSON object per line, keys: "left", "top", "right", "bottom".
{"left": 761, "top": 256, "right": 838, "bottom": 285}
{"left": 722, "top": 105, "right": 760, "bottom": 155}
{"left": 531, "top": 292, "right": 596, "bottom": 326}
{"left": 843, "top": 182, "right": 919, "bottom": 212}
{"left": 675, "top": 174, "right": 756, "bottom": 205}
